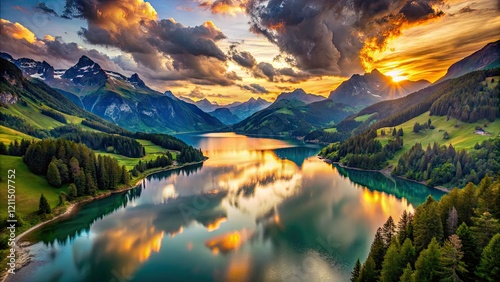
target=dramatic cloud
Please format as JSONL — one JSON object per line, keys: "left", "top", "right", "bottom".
{"left": 198, "top": 0, "right": 248, "bottom": 15}
{"left": 59, "top": 0, "right": 239, "bottom": 86}
{"left": 228, "top": 45, "right": 256, "bottom": 68}
{"left": 0, "top": 19, "right": 124, "bottom": 71}
{"left": 239, "top": 83, "right": 268, "bottom": 94}
{"left": 253, "top": 62, "right": 277, "bottom": 81}
{"left": 245, "top": 0, "right": 447, "bottom": 76}
{"left": 1, "top": 19, "right": 37, "bottom": 44}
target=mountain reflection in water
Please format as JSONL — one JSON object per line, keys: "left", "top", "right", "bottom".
{"left": 12, "top": 133, "right": 444, "bottom": 282}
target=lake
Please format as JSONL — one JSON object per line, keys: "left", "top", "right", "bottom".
{"left": 9, "top": 133, "right": 444, "bottom": 282}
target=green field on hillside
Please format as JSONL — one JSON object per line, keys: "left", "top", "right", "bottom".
{"left": 98, "top": 139, "right": 178, "bottom": 169}
{"left": 0, "top": 101, "right": 66, "bottom": 129}
{"left": 377, "top": 111, "right": 500, "bottom": 166}
{"left": 354, "top": 114, "right": 374, "bottom": 122}
{"left": 0, "top": 125, "right": 37, "bottom": 144}
{"left": 324, "top": 127, "right": 338, "bottom": 133}
{"left": 0, "top": 155, "right": 66, "bottom": 219}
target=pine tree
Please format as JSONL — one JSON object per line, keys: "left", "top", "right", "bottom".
{"left": 456, "top": 161, "right": 462, "bottom": 178}
{"left": 456, "top": 222, "right": 480, "bottom": 281}
{"left": 414, "top": 196, "right": 443, "bottom": 252}
{"left": 121, "top": 165, "right": 129, "bottom": 185}
{"left": 368, "top": 227, "right": 386, "bottom": 277}
{"left": 440, "top": 234, "right": 467, "bottom": 282}
{"left": 47, "top": 160, "right": 62, "bottom": 188}
{"left": 399, "top": 238, "right": 416, "bottom": 269}
{"left": 392, "top": 128, "right": 397, "bottom": 136}
{"left": 471, "top": 211, "right": 500, "bottom": 249}
{"left": 476, "top": 233, "right": 500, "bottom": 281}
{"left": 446, "top": 207, "right": 458, "bottom": 236}
{"left": 69, "top": 157, "right": 80, "bottom": 181}
{"left": 397, "top": 210, "right": 413, "bottom": 243}
{"left": 75, "top": 169, "right": 86, "bottom": 196}
{"left": 351, "top": 258, "right": 361, "bottom": 282}
{"left": 399, "top": 263, "right": 413, "bottom": 282}
{"left": 414, "top": 237, "right": 442, "bottom": 281}
{"left": 380, "top": 239, "right": 402, "bottom": 282}
{"left": 382, "top": 216, "right": 396, "bottom": 247}
{"left": 38, "top": 194, "right": 51, "bottom": 214}
{"left": 85, "top": 172, "right": 97, "bottom": 196}
{"left": 358, "top": 257, "right": 377, "bottom": 282}
{"left": 67, "top": 183, "right": 77, "bottom": 200}
{"left": 457, "top": 182, "right": 478, "bottom": 226}
{"left": 397, "top": 128, "right": 404, "bottom": 137}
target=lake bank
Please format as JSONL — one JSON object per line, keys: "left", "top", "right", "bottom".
{"left": 319, "top": 157, "right": 451, "bottom": 194}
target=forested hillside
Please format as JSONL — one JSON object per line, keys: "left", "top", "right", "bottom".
{"left": 319, "top": 69, "right": 500, "bottom": 187}
{"left": 232, "top": 98, "right": 356, "bottom": 136}
{"left": 352, "top": 173, "right": 500, "bottom": 282}
{"left": 334, "top": 69, "right": 499, "bottom": 136}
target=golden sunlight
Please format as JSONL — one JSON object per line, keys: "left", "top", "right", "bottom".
{"left": 385, "top": 70, "right": 408, "bottom": 82}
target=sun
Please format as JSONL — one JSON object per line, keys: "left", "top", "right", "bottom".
{"left": 385, "top": 70, "right": 408, "bottom": 83}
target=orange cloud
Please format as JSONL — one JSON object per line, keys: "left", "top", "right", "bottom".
{"left": 0, "top": 19, "right": 37, "bottom": 43}
{"left": 199, "top": 0, "right": 248, "bottom": 16}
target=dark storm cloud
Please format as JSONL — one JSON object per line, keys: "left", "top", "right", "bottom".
{"left": 34, "top": 2, "right": 58, "bottom": 16}
{"left": 228, "top": 45, "right": 256, "bottom": 69}
{"left": 59, "top": 0, "right": 239, "bottom": 86}
{"left": 246, "top": 0, "right": 447, "bottom": 76}
{"left": 147, "top": 19, "right": 227, "bottom": 61}
{"left": 399, "top": 0, "right": 444, "bottom": 22}
{"left": 253, "top": 62, "right": 277, "bottom": 81}
{"left": 239, "top": 83, "right": 268, "bottom": 94}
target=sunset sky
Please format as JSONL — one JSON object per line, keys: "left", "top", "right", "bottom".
{"left": 1, "top": 0, "right": 499, "bottom": 104}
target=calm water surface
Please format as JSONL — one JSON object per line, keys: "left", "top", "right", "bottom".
{"left": 11, "top": 133, "right": 444, "bottom": 282}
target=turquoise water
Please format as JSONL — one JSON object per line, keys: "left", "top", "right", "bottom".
{"left": 10, "top": 133, "right": 444, "bottom": 282}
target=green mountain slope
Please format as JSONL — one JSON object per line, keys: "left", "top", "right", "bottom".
{"left": 335, "top": 69, "right": 500, "bottom": 135}
{"left": 2, "top": 54, "right": 224, "bottom": 133}
{"left": 319, "top": 69, "right": 500, "bottom": 188}
{"left": 232, "top": 98, "right": 356, "bottom": 136}
{"left": 436, "top": 39, "right": 500, "bottom": 83}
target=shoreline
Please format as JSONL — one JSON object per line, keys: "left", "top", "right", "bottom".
{"left": 1, "top": 159, "right": 205, "bottom": 282}
{"left": 320, "top": 157, "right": 451, "bottom": 193}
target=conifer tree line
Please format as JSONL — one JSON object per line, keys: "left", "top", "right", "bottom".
{"left": 24, "top": 139, "right": 130, "bottom": 195}
{"left": 50, "top": 125, "right": 145, "bottom": 158}
{"left": 394, "top": 139, "right": 500, "bottom": 187}
{"left": 41, "top": 109, "right": 67, "bottom": 124}
{"left": 352, "top": 173, "right": 500, "bottom": 282}
{"left": 319, "top": 129, "right": 404, "bottom": 170}
{"left": 130, "top": 152, "right": 174, "bottom": 177}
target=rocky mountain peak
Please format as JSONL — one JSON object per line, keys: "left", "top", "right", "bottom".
{"left": 128, "top": 73, "right": 146, "bottom": 88}
{"left": 62, "top": 55, "right": 107, "bottom": 86}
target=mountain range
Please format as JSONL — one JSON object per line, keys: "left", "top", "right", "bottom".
{"left": 231, "top": 95, "right": 356, "bottom": 136}
{"left": 328, "top": 69, "right": 430, "bottom": 107}
{"left": 1, "top": 40, "right": 498, "bottom": 136}
{"left": 179, "top": 96, "right": 271, "bottom": 124}
{"left": 0, "top": 53, "right": 223, "bottom": 133}
{"left": 275, "top": 89, "right": 325, "bottom": 104}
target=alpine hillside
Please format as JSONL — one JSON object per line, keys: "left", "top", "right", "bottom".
{"left": 1, "top": 54, "right": 224, "bottom": 133}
